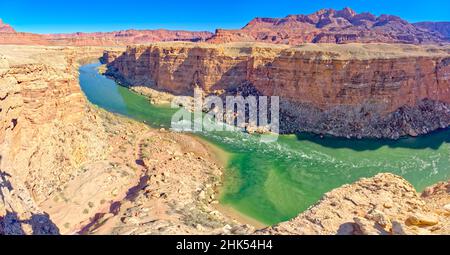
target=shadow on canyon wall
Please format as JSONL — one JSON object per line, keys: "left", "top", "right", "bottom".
{"left": 295, "top": 127, "right": 450, "bottom": 151}
{"left": 0, "top": 211, "right": 60, "bottom": 235}
{"left": 105, "top": 49, "right": 450, "bottom": 152}
{"left": 105, "top": 47, "right": 250, "bottom": 96}
{"left": 0, "top": 161, "right": 60, "bottom": 235}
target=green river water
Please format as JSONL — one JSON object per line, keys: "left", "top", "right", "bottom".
{"left": 79, "top": 63, "right": 450, "bottom": 225}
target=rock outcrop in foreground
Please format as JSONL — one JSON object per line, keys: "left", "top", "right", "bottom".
{"left": 103, "top": 42, "right": 450, "bottom": 139}
{"left": 208, "top": 8, "right": 449, "bottom": 44}
{"left": 0, "top": 45, "right": 116, "bottom": 234}
{"left": 259, "top": 173, "right": 450, "bottom": 235}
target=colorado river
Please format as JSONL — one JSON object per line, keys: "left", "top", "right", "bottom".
{"left": 80, "top": 62, "right": 450, "bottom": 225}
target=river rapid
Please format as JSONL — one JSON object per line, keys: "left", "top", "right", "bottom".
{"left": 80, "top": 62, "right": 450, "bottom": 225}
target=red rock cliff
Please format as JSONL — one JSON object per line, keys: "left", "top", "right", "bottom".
{"left": 0, "top": 46, "right": 116, "bottom": 217}
{"left": 414, "top": 22, "right": 450, "bottom": 40}
{"left": 103, "top": 42, "right": 450, "bottom": 138}
{"left": 0, "top": 18, "right": 212, "bottom": 46}
{"left": 208, "top": 8, "right": 448, "bottom": 44}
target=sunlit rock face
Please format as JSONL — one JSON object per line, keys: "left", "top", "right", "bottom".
{"left": 0, "top": 19, "right": 212, "bottom": 46}
{"left": 0, "top": 46, "right": 111, "bottom": 234}
{"left": 414, "top": 22, "right": 450, "bottom": 41}
{"left": 208, "top": 8, "right": 449, "bottom": 45}
{"left": 258, "top": 173, "right": 450, "bottom": 235}
{"left": 103, "top": 42, "right": 450, "bottom": 139}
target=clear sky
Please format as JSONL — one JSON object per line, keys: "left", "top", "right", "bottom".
{"left": 0, "top": 0, "right": 449, "bottom": 33}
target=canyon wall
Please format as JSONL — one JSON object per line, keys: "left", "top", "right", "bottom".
{"left": 0, "top": 46, "right": 130, "bottom": 234}
{"left": 0, "top": 46, "right": 109, "bottom": 201}
{"left": 208, "top": 8, "right": 449, "bottom": 45}
{"left": 103, "top": 42, "right": 450, "bottom": 138}
{"left": 0, "top": 45, "right": 247, "bottom": 235}
{"left": 2, "top": 8, "right": 449, "bottom": 47}
{"left": 414, "top": 22, "right": 450, "bottom": 41}
{"left": 0, "top": 22, "right": 213, "bottom": 46}
{"left": 0, "top": 45, "right": 448, "bottom": 235}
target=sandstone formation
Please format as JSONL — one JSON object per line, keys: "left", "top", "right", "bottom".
{"left": 102, "top": 42, "right": 450, "bottom": 139}
{"left": 0, "top": 45, "right": 246, "bottom": 234}
{"left": 0, "top": 19, "right": 14, "bottom": 33}
{"left": 2, "top": 8, "right": 450, "bottom": 47}
{"left": 0, "top": 45, "right": 116, "bottom": 234}
{"left": 0, "top": 45, "right": 449, "bottom": 235}
{"left": 0, "top": 19, "right": 212, "bottom": 46}
{"left": 414, "top": 22, "right": 450, "bottom": 41}
{"left": 258, "top": 173, "right": 450, "bottom": 235}
{"left": 44, "top": 30, "right": 213, "bottom": 46}
{"left": 208, "top": 8, "right": 448, "bottom": 44}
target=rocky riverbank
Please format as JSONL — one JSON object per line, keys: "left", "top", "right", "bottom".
{"left": 102, "top": 42, "right": 450, "bottom": 139}
{"left": 81, "top": 129, "right": 254, "bottom": 235}
{"left": 0, "top": 45, "right": 248, "bottom": 234}
{"left": 1, "top": 45, "right": 448, "bottom": 235}
{"left": 258, "top": 173, "right": 450, "bottom": 235}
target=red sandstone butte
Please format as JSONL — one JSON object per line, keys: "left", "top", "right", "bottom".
{"left": 208, "top": 8, "right": 449, "bottom": 45}
{"left": 0, "top": 19, "right": 15, "bottom": 33}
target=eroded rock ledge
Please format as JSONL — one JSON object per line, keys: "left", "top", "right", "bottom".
{"left": 0, "top": 45, "right": 117, "bottom": 234}
{"left": 258, "top": 173, "right": 450, "bottom": 235}
{"left": 102, "top": 42, "right": 450, "bottom": 139}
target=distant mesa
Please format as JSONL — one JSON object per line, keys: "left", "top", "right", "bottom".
{"left": 0, "top": 19, "right": 15, "bottom": 33}
{"left": 1, "top": 8, "right": 449, "bottom": 46}
{"left": 0, "top": 19, "right": 212, "bottom": 46}
{"left": 208, "top": 7, "right": 450, "bottom": 44}
{"left": 414, "top": 22, "right": 450, "bottom": 40}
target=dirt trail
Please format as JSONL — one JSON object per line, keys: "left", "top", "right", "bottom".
{"left": 81, "top": 128, "right": 254, "bottom": 235}
{"left": 77, "top": 129, "right": 156, "bottom": 234}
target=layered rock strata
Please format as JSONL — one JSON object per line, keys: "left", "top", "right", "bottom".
{"left": 0, "top": 45, "right": 113, "bottom": 234}
{"left": 103, "top": 42, "right": 450, "bottom": 139}
{"left": 414, "top": 22, "right": 450, "bottom": 41}
{"left": 1, "top": 45, "right": 448, "bottom": 235}
{"left": 2, "top": 8, "right": 450, "bottom": 46}
{"left": 0, "top": 20, "right": 212, "bottom": 46}
{"left": 208, "top": 8, "right": 449, "bottom": 44}
{"left": 0, "top": 45, "right": 247, "bottom": 234}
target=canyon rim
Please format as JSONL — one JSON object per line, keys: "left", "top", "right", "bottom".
{"left": 0, "top": 2, "right": 449, "bottom": 241}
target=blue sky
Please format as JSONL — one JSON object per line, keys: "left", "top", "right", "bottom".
{"left": 0, "top": 0, "right": 449, "bottom": 33}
